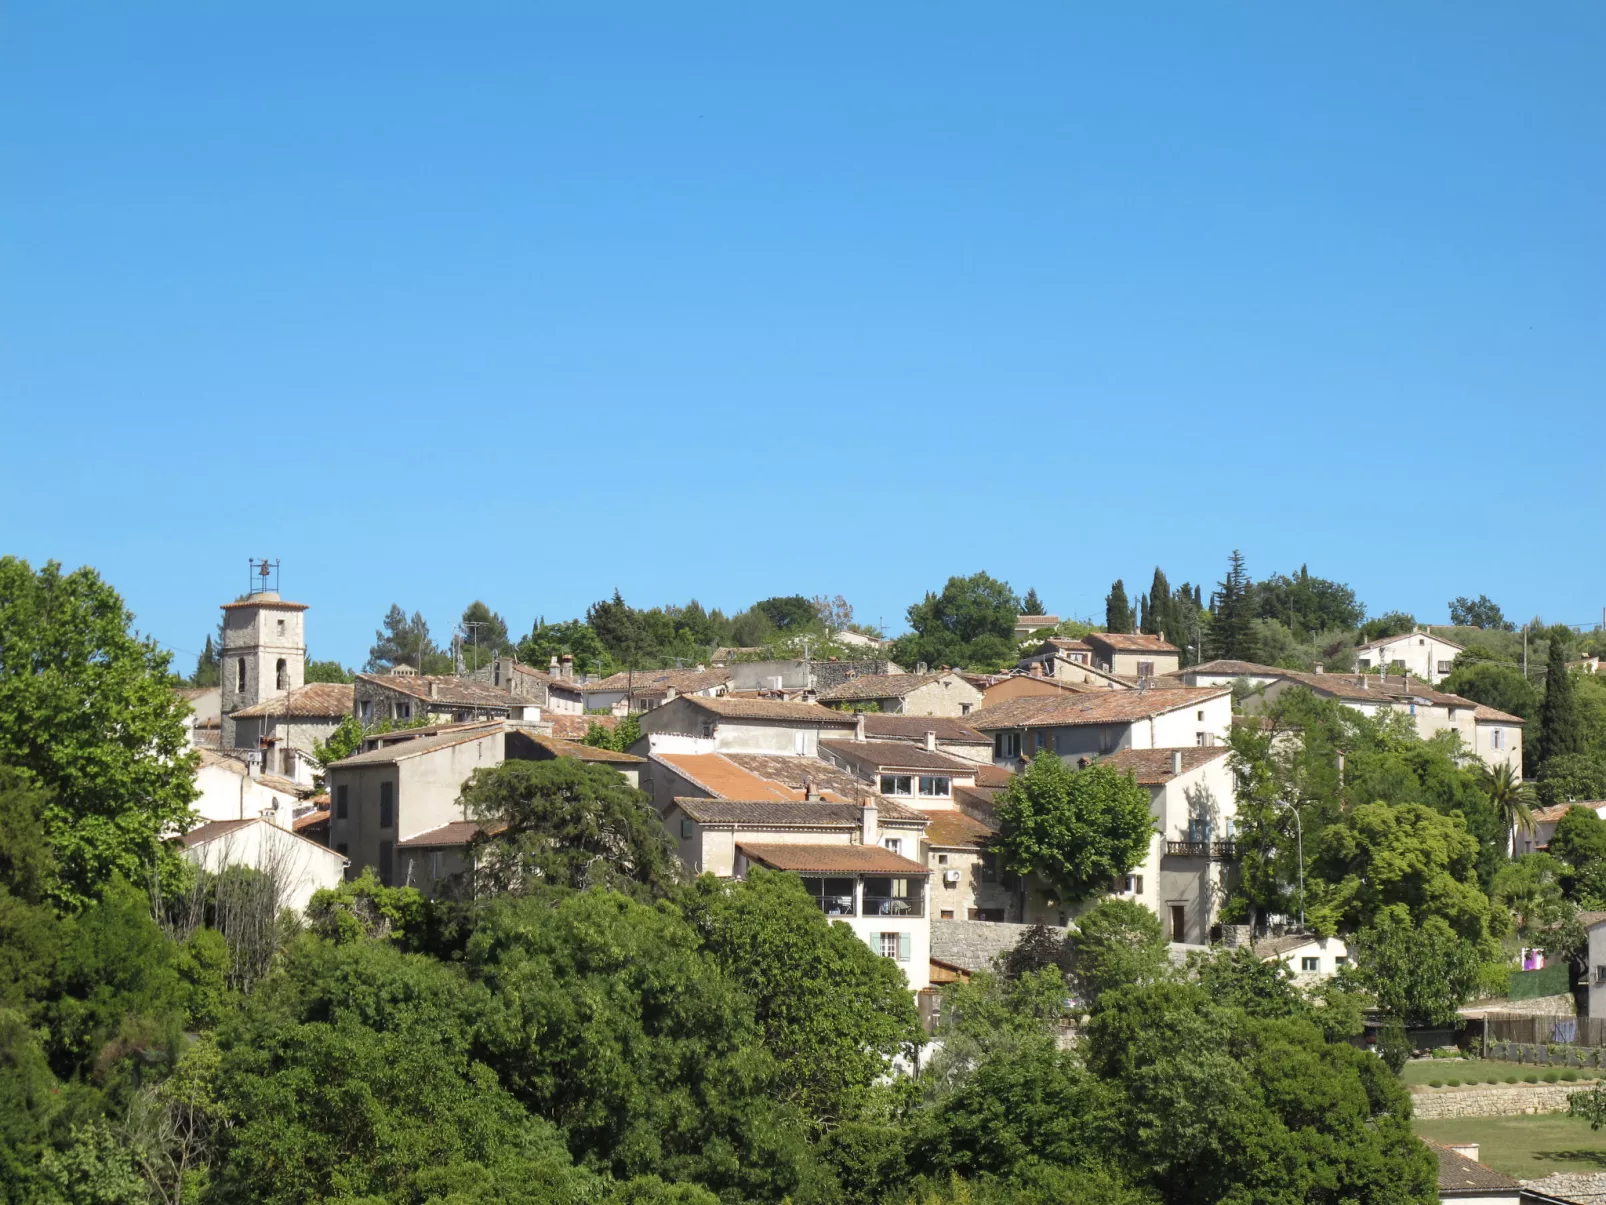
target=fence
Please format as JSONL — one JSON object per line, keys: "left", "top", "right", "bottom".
{"left": 1509, "top": 965, "right": 1570, "bottom": 1000}
{"left": 1484, "top": 1013, "right": 1606, "bottom": 1048}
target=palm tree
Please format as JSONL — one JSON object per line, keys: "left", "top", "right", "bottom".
{"left": 1484, "top": 762, "right": 1537, "bottom": 856}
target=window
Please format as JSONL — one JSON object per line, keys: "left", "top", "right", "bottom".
{"left": 275, "top": 658, "right": 287, "bottom": 690}
{"left": 1137, "top": 660, "right": 1155, "bottom": 678}
{"left": 863, "top": 876, "right": 923, "bottom": 917}
{"left": 878, "top": 932, "right": 912, "bottom": 961}
{"left": 1491, "top": 728, "right": 1504, "bottom": 749}
{"left": 1197, "top": 710, "right": 1204, "bottom": 721}
{"left": 995, "top": 732, "right": 1021, "bottom": 759}
{"left": 1335, "top": 956, "right": 1348, "bottom": 968}
{"left": 429, "top": 851, "right": 443, "bottom": 881}
{"left": 1418, "top": 638, "right": 1426, "bottom": 646}
{"left": 335, "top": 786, "right": 348, "bottom": 819}
{"left": 1170, "top": 905, "right": 1186, "bottom": 943}
{"left": 881, "top": 837, "right": 903, "bottom": 856}
{"left": 378, "top": 841, "right": 394, "bottom": 886}
{"left": 680, "top": 818, "right": 695, "bottom": 839}
{"left": 1115, "top": 874, "right": 1142, "bottom": 895}
{"left": 335, "top": 842, "right": 348, "bottom": 856}
{"left": 919, "top": 776, "right": 950, "bottom": 797}
{"left": 1438, "top": 660, "right": 1452, "bottom": 674}
{"left": 1357, "top": 658, "right": 1371, "bottom": 670}
{"left": 1098, "top": 726, "right": 1114, "bottom": 754}
{"left": 800, "top": 876, "right": 857, "bottom": 916}
{"left": 940, "top": 909, "right": 955, "bottom": 919}
{"left": 969, "top": 908, "right": 1005, "bottom": 922}
{"left": 879, "top": 774, "right": 913, "bottom": 796}
{"left": 378, "top": 781, "right": 395, "bottom": 829}
{"left": 1596, "top": 966, "right": 1606, "bottom": 986}
{"left": 397, "top": 702, "right": 411, "bottom": 720}
{"left": 701, "top": 722, "right": 714, "bottom": 738}
{"left": 960, "top": 703, "right": 971, "bottom": 716}
{"left": 277, "top": 618, "right": 286, "bottom": 636}
{"left": 360, "top": 699, "right": 372, "bottom": 721}
{"left": 237, "top": 659, "right": 247, "bottom": 692}
{"left": 1300, "top": 956, "right": 1319, "bottom": 972}
{"left": 937, "top": 853, "right": 949, "bottom": 865}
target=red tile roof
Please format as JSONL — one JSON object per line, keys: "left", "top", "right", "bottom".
{"left": 519, "top": 733, "right": 645, "bottom": 764}
{"left": 974, "top": 765, "right": 1012, "bottom": 788}
{"left": 674, "top": 798, "right": 925, "bottom": 828}
{"left": 181, "top": 818, "right": 256, "bottom": 846}
{"left": 966, "top": 687, "right": 1228, "bottom": 731}
{"left": 1085, "top": 632, "right": 1181, "bottom": 654}
{"left": 678, "top": 696, "right": 859, "bottom": 724}
{"left": 1473, "top": 703, "right": 1525, "bottom": 725}
{"left": 820, "top": 739, "right": 976, "bottom": 774}
{"left": 397, "top": 820, "right": 496, "bottom": 849}
{"left": 581, "top": 667, "right": 731, "bottom": 696}
{"left": 861, "top": 715, "right": 990, "bottom": 744}
{"left": 220, "top": 595, "right": 308, "bottom": 611}
{"left": 231, "top": 682, "right": 355, "bottom": 719}
{"left": 1099, "top": 746, "right": 1229, "bottom": 784}
{"left": 923, "top": 811, "right": 996, "bottom": 848}
{"left": 547, "top": 714, "right": 616, "bottom": 741}
{"left": 1421, "top": 1140, "right": 1517, "bottom": 1192}
{"left": 657, "top": 754, "right": 797, "bottom": 801}
{"left": 355, "top": 673, "right": 522, "bottom": 709}
{"left": 816, "top": 673, "right": 946, "bottom": 702}
{"left": 292, "top": 808, "right": 330, "bottom": 833}
{"left": 738, "top": 842, "right": 931, "bottom": 874}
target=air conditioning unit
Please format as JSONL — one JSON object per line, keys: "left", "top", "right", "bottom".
{"left": 943, "top": 869, "right": 961, "bottom": 885}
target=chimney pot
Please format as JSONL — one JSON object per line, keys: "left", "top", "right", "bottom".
{"left": 925, "top": 729, "right": 937, "bottom": 753}
{"left": 1171, "top": 749, "right": 1183, "bottom": 775}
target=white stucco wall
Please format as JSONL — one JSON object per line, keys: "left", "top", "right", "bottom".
{"left": 184, "top": 820, "right": 347, "bottom": 915}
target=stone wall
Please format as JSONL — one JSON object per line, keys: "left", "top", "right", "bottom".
{"left": 931, "top": 919, "right": 1037, "bottom": 973}
{"left": 810, "top": 660, "right": 896, "bottom": 692}
{"left": 1410, "top": 1082, "right": 1595, "bottom": 1120}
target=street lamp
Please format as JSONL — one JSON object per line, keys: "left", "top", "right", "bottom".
{"left": 1279, "top": 798, "right": 1305, "bottom": 932}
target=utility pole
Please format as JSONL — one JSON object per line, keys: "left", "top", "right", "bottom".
{"left": 1280, "top": 799, "right": 1305, "bottom": 932}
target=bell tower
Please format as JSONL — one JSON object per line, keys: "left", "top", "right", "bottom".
{"left": 219, "top": 559, "right": 308, "bottom": 749}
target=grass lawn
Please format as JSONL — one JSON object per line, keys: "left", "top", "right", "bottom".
{"left": 1400, "top": 1058, "right": 1593, "bottom": 1088}
{"left": 1416, "top": 1114, "right": 1606, "bottom": 1177}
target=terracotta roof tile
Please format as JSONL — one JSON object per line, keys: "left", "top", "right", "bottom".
{"left": 292, "top": 808, "right": 330, "bottom": 833}
{"left": 674, "top": 798, "right": 926, "bottom": 828}
{"left": 679, "top": 696, "right": 859, "bottom": 724}
{"left": 220, "top": 595, "right": 308, "bottom": 611}
{"left": 519, "top": 733, "right": 645, "bottom": 764}
{"left": 817, "top": 673, "right": 945, "bottom": 702}
{"left": 182, "top": 818, "right": 256, "bottom": 846}
{"left": 1473, "top": 703, "right": 1525, "bottom": 725}
{"left": 397, "top": 820, "right": 495, "bottom": 849}
{"left": 974, "top": 765, "right": 1012, "bottom": 788}
{"left": 656, "top": 754, "right": 798, "bottom": 801}
{"left": 355, "top": 673, "right": 522, "bottom": 710}
{"left": 923, "top": 811, "right": 996, "bottom": 848}
{"left": 820, "top": 739, "right": 976, "bottom": 774}
{"left": 1099, "top": 746, "right": 1230, "bottom": 784}
{"left": 581, "top": 668, "right": 731, "bottom": 696}
{"left": 861, "top": 715, "right": 990, "bottom": 744}
{"left": 1182, "top": 660, "right": 1288, "bottom": 677}
{"left": 1421, "top": 1140, "right": 1517, "bottom": 1192}
{"left": 721, "top": 754, "right": 870, "bottom": 802}
{"left": 966, "top": 687, "right": 1228, "bottom": 731}
{"left": 1085, "top": 632, "right": 1181, "bottom": 654}
{"left": 328, "top": 724, "right": 503, "bottom": 767}
{"left": 230, "top": 682, "right": 354, "bottom": 719}
{"left": 547, "top": 714, "right": 615, "bottom": 741}
{"left": 738, "top": 842, "right": 931, "bottom": 874}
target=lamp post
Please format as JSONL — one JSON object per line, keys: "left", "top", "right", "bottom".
{"left": 1280, "top": 798, "right": 1305, "bottom": 932}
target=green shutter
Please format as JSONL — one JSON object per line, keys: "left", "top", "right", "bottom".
{"left": 898, "top": 932, "right": 912, "bottom": 962}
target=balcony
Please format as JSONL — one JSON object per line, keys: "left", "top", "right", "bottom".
{"left": 1165, "top": 840, "right": 1242, "bottom": 860}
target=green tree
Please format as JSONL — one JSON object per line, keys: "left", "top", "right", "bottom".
{"left": 1449, "top": 594, "right": 1514, "bottom": 630}
{"left": 1253, "top": 565, "right": 1365, "bottom": 635}
{"left": 1539, "top": 637, "right": 1583, "bottom": 767}
{"left": 1483, "top": 762, "right": 1536, "bottom": 855}
{"left": 0, "top": 1009, "right": 61, "bottom": 1201}
{"left": 1538, "top": 752, "right": 1606, "bottom": 807}
{"left": 1359, "top": 611, "right": 1416, "bottom": 643}
{"left": 460, "top": 600, "right": 512, "bottom": 670}
{"left": 311, "top": 715, "right": 364, "bottom": 769}
{"left": 465, "top": 891, "right": 825, "bottom": 1201}
{"left": 366, "top": 604, "right": 448, "bottom": 673}
{"left": 588, "top": 590, "right": 662, "bottom": 668}
{"left": 1441, "top": 661, "right": 1540, "bottom": 726}
{"left": 1550, "top": 806, "right": 1606, "bottom": 869}
{"left": 0, "top": 557, "right": 198, "bottom": 907}
{"left": 1349, "top": 908, "right": 1482, "bottom": 1026}
{"left": 681, "top": 869, "right": 922, "bottom": 1123}
{"left": 893, "top": 573, "right": 1021, "bottom": 672}
{"left": 1020, "top": 588, "right": 1046, "bottom": 617}
{"left": 520, "top": 616, "right": 613, "bottom": 678}
{"left": 38, "top": 1120, "right": 147, "bottom": 1205}
{"left": 458, "top": 759, "right": 681, "bottom": 899}
{"left": 302, "top": 658, "right": 353, "bottom": 684}
{"left": 753, "top": 596, "right": 821, "bottom": 632}
{"left": 190, "top": 633, "right": 220, "bottom": 688}
{"left": 1068, "top": 898, "right": 1169, "bottom": 1006}
{"left": 1103, "top": 580, "right": 1133, "bottom": 636}
{"left": 1138, "top": 569, "right": 1168, "bottom": 639}
{"left": 1309, "top": 802, "right": 1493, "bottom": 942}
{"left": 995, "top": 756, "right": 1154, "bottom": 908}
{"left": 1207, "top": 550, "right": 1254, "bottom": 661}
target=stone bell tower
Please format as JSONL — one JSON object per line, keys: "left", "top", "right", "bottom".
{"left": 219, "top": 559, "right": 308, "bottom": 749}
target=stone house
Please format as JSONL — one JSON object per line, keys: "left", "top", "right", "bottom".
{"left": 1099, "top": 746, "right": 1237, "bottom": 945}
{"left": 178, "top": 686, "right": 222, "bottom": 749}
{"left": 469, "top": 654, "right": 586, "bottom": 715}
{"left": 180, "top": 816, "right": 348, "bottom": 915}
{"left": 661, "top": 796, "right": 932, "bottom": 991}
{"left": 817, "top": 734, "right": 980, "bottom": 804}
{"left": 1082, "top": 632, "right": 1183, "bottom": 679}
{"left": 1353, "top": 628, "right": 1465, "bottom": 685}
{"left": 1248, "top": 933, "right": 1350, "bottom": 982}
{"left": 581, "top": 666, "right": 730, "bottom": 716}
{"left": 352, "top": 670, "right": 535, "bottom": 727}
{"left": 218, "top": 591, "right": 309, "bottom": 749}
{"left": 815, "top": 671, "right": 984, "bottom": 717}
{"left": 860, "top": 713, "right": 994, "bottom": 765}
{"left": 228, "top": 682, "right": 354, "bottom": 784}
{"left": 633, "top": 695, "right": 859, "bottom": 759}
{"left": 967, "top": 687, "right": 1234, "bottom": 768}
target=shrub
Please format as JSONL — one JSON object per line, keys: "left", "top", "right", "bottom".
{"left": 1446, "top": 1078, "right": 1461, "bottom": 1087}
{"left": 1562, "top": 1070, "right": 1581, "bottom": 1081}
{"left": 1526, "top": 1073, "right": 1540, "bottom": 1083}
{"left": 1505, "top": 1075, "right": 1518, "bottom": 1083}
{"left": 1545, "top": 1072, "right": 1561, "bottom": 1083}
{"left": 1428, "top": 1079, "right": 1443, "bottom": 1088}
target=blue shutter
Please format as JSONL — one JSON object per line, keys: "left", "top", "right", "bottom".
{"left": 898, "top": 932, "right": 912, "bottom": 962}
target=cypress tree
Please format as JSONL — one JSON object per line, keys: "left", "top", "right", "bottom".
{"left": 1105, "top": 580, "right": 1134, "bottom": 634}
{"left": 1142, "top": 568, "right": 1171, "bottom": 638}
{"left": 1538, "top": 638, "right": 1582, "bottom": 766}
{"left": 1209, "top": 549, "right": 1253, "bottom": 661}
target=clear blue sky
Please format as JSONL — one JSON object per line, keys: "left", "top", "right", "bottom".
{"left": 3, "top": 3, "right": 1602, "bottom": 670}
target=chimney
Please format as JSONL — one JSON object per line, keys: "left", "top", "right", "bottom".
{"left": 1170, "top": 750, "right": 1182, "bottom": 775}
{"left": 549, "top": 654, "right": 560, "bottom": 677}
{"left": 694, "top": 663, "right": 705, "bottom": 673}
{"left": 428, "top": 680, "right": 439, "bottom": 699}
{"left": 559, "top": 654, "right": 574, "bottom": 681}
{"left": 802, "top": 777, "right": 813, "bottom": 802}
{"left": 1361, "top": 675, "right": 1369, "bottom": 691}
{"left": 1313, "top": 664, "right": 1323, "bottom": 675}
{"left": 925, "top": 729, "right": 937, "bottom": 753}
{"left": 1446, "top": 1143, "right": 1480, "bottom": 1165}
{"left": 916, "top": 661, "right": 928, "bottom": 674}
{"left": 1030, "top": 661, "right": 1042, "bottom": 677}
{"left": 854, "top": 711, "right": 866, "bottom": 743}
{"left": 860, "top": 797, "right": 879, "bottom": 845}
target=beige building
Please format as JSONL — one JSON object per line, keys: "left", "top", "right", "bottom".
{"left": 581, "top": 666, "right": 731, "bottom": 716}
{"left": 1250, "top": 933, "right": 1350, "bottom": 982}
{"left": 1083, "top": 632, "right": 1182, "bottom": 679}
{"left": 634, "top": 695, "right": 859, "bottom": 758}
{"left": 191, "top": 748, "right": 308, "bottom": 827}
{"left": 1100, "top": 747, "right": 1237, "bottom": 945}
{"left": 815, "top": 671, "right": 984, "bottom": 717}
{"left": 1013, "top": 614, "right": 1061, "bottom": 641}
{"left": 178, "top": 686, "right": 222, "bottom": 749}
{"left": 181, "top": 816, "right": 348, "bottom": 915}
{"left": 228, "top": 682, "right": 354, "bottom": 785}
{"left": 968, "top": 687, "right": 1234, "bottom": 767}
{"left": 860, "top": 713, "right": 994, "bottom": 765}
{"left": 1353, "top": 628, "right": 1464, "bottom": 685}
{"left": 1172, "top": 660, "right": 1288, "bottom": 691}
{"left": 470, "top": 654, "right": 586, "bottom": 715}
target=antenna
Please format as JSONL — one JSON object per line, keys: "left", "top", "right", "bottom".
{"left": 248, "top": 558, "right": 280, "bottom": 597}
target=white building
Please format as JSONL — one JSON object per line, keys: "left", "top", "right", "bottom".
{"left": 966, "top": 687, "right": 1234, "bottom": 767}
{"left": 191, "top": 748, "right": 307, "bottom": 827}
{"left": 1353, "top": 628, "right": 1464, "bottom": 686}
{"left": 180, "top": 816, "right": 348, "bottom": 915}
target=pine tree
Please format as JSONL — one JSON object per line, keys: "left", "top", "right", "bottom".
{"left": 1021, "top": 587, "right": 1046, "bottom": 617}
{"left": 1209, "top": 550, "right": 1254, "bottom": 661}
{"left": 1538, "top": 638, "right": 1582, "bottom": 767}
{"left": 1105, "top": 580, "right": 1134, "bottom": 634}
{"left": 367, "top": 605, "right": 440, "bottom": 672}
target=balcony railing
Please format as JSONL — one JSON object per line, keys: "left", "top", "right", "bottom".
{"left": 1165, "top": 840, "right": 1242, "bottom": 860}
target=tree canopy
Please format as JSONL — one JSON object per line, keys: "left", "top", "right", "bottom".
{"left": 891, "top": 572, "right": 1020, "bottom": 672}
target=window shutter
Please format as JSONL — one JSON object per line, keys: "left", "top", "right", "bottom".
{"left": 898, "top": 932, "right": 912, "bottom": 962}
